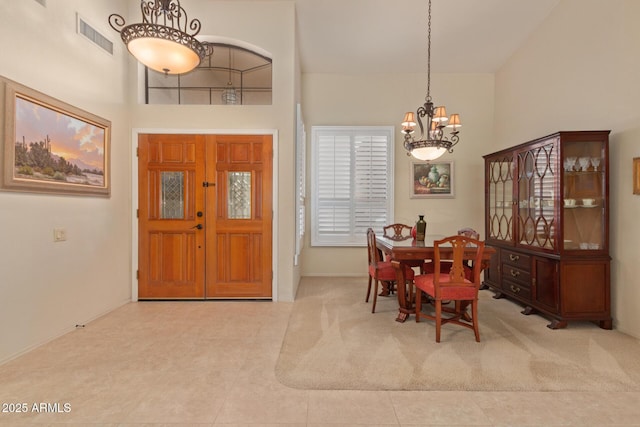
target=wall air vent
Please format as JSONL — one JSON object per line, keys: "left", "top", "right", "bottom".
{"left": 77, "top": 14, "right": 113, "bottom": 55}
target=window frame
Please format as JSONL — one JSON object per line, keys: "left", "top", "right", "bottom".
{"left": 310, "top": 125, "right": 394, "bottom": 247}
{"left": 294, "top": 104, "right": 306, "bottom": 264}
{"left": 144, "top": 43, "right": 272, "bottom": 105}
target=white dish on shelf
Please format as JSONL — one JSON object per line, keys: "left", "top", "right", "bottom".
{"left": 581, "top": 204, "right": 599, "bottom": 208}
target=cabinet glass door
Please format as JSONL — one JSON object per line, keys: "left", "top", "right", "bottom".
{"left": 517, "top": 140, "right": 557, "bottom": 249}
{"left": 562, "top": 139, "right": 605, "bottom": 251}
{"left": 487, "top": 155, "right": 514, "bottom": 242}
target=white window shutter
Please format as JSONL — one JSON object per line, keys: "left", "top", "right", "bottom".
{"left": 294, "top": 104, "right": 306, "bottom": 264}
{"left": 311, "top": 126, "right": 394, "bottom": 246}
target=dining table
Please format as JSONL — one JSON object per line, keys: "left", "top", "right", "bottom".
{"left": 375, "top": 234, "right": 496, "bottom": 322}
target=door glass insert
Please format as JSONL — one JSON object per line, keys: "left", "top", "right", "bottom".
{"left": 228, "top": 172, "right": 252, "bottom": 219}
{"left": 161, "top": 171, "right": 184, "bottom": 219}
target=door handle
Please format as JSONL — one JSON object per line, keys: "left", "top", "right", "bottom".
{"left": 191, "top": 224, "right": 203, "bottom": 230}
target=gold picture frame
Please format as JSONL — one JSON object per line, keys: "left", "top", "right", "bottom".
{"left": 634, "top": 157, "right": 640, "bottom": 195}
{"left": 410, "top": 160, "right": 454, "bottom": 198}
{"left": 1, "top": 75, "right": 110, "bottom": 196}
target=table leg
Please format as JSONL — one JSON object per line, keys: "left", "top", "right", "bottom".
{"left": 391, "top": 261, "right": 415, "bottom": 323}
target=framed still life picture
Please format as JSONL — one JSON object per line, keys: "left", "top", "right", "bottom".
{"left": 410, "top": 160, "right": 454, "bottom": 198}
{"left": 1, "top": 75, "right": 111, "bottom": 196}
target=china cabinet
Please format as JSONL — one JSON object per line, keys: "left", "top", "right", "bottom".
{"left": 483, "top": 131, "right": 611, "bottom": 329}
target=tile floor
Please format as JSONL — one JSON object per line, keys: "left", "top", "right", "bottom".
{"left": 0, "top": 293, "right": 639, "bottom": 426}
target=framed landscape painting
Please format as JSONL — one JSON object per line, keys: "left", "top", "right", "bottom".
{"left": 1, "top": 76, "right": 110, "bottom": 196}
{"left": 410, "top": 160, "right": 454, "bottom": 198}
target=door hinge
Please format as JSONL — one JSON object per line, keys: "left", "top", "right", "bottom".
{"left": 136, "top": 270, "right": 139, "bottom": 280}
{"left": 136, "top": 209, "right": 139, "bottom": 218}
{"left": 136, "top": 147, "right": 139, "bottom": 157}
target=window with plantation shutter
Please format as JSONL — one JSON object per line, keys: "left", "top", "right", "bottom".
{"left": 294, "top": 104, "right": 306, "bottom": 265}
{"left": 311, "top": 126, "right": 394, "bottom": 246}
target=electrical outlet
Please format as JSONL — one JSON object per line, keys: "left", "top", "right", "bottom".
{"left": 53, "top": 228, "right": 66, "bottom": 242}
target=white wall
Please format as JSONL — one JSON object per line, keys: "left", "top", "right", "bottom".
{"left": 0, "top": 0, "right": 131, "bottom": 363}
{"left": 493, "top": 0, "right": 640, "bottom": 337}
{"left": 301, "top": 72, "right": 494, "bottom": 276}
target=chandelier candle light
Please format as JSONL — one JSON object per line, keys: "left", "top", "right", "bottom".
{"left": 401, "top": 0, "right": 461, "bottom": 161}
{"left": 109, "top": 0, "right": 214, "bottom": 75}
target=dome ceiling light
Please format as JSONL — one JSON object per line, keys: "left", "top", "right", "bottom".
{"left": 109, "top": 0, "right": 214, "bottom": 75}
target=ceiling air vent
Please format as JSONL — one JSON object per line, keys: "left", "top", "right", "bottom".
{"left": 34, "top": 0, "right": 46, "bottom": 6}
{"left": 77, "top": 14, "right": 113, "bottom": 55}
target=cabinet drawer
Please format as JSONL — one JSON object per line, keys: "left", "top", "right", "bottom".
{"left": 502, "top": 279, "right": 531, "bottom": 300}
{"left": 501, "top": 249, "right": 530, "bottom": 269}
{"left": 501, "top": 264, "right": 531, "bottom": 286}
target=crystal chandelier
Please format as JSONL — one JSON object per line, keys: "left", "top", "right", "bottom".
{"left": 108, "top": 0, "right": 214, "bottom": 75}
{"left": 401, "top": 0, "right": 461, "bottom": 161}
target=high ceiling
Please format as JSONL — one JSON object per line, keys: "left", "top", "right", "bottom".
{"left": 293, "top": 0, "right": 560, "bottom": 74}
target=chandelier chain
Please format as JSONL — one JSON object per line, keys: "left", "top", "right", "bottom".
{"left": 426, "top": 0, "right": 432, "bottom": 102}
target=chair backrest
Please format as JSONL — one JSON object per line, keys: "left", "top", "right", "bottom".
{"left": 383, "top": 223, "right": 413, "bottom": 240}
{"left": 433, "top": 235, "right": 485, "bottom": 289}
{"left": 366, "top": 228, "right": 382, "bottom": 268}
{"left": 457, "top": 228, "right": 480, "bottom": 268}
{"left": 457, "top": 227, "right": 480, "bottom": 240}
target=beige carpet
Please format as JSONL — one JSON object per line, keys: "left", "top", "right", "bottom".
{"left": 275, "top": 277, "right": 640, "bottom": 391}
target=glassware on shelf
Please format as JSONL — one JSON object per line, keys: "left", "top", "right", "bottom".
{"left": 578, "top": 157, "right": 590, "bottom": 171}
{"left": 564, "top": 157, "right": 577, "bottom": 171}
{"left": 591, "top": 157, "right": 601, "bottom": 171}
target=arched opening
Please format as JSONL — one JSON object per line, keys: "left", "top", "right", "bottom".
{"left": 144, "top": 43, "right": 272, "bottom": 105}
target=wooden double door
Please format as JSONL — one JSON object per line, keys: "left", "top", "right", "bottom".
{"left": 137, "top": 134, "right": 273, "bottom": 299}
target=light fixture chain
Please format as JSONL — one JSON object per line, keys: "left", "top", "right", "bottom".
{"left": 426, "top": 0, "right": 431, "bottom": 102}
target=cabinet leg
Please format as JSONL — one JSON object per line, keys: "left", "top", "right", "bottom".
{"left": 597, "top": 319, "right": 613, "bottom": 330}
{"left": 521, "top": 306, "right": 535, "bottom": 315}
{"left": 547, "top": 319, "right": 568, "bottom": 329}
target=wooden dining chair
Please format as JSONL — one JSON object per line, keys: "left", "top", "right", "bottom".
{"left": 422, "top": 227, "right": 479, "bottom": 281}
{"left": 404, "top": 234, "right": 485, "bottom": 342}
{"left": 366, "top": 228, "right": 415, "bottom": 313}
{"left": 382, "top": 223, "right": 426, "bottom": 274}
